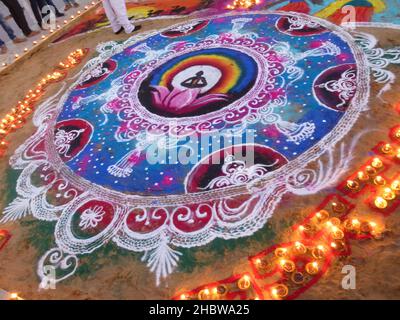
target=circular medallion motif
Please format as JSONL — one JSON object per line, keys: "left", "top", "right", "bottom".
{"left": 54, "top": 119, "right": 93, "bottom": 162}
{"left": 76, "top": 59, "right": 117, "bottom": 89}
{"left": 160, "top": 20, "right": 209, "bottom": 38}
{"left": 276, "top": 15, "right": 328, "bottom": 36}
{"left": 313, "top": 64, "right": 358, "bottom": 112}
{"left": 70, "top": 200, "right": 115, "bottom": 239}
{"left": 185, "top": 144, "right": 288, "bottom": 193}
{"left": 138, "top": 48, "right": 258, "bottom": 117}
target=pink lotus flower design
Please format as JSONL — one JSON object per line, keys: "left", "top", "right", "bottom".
{"left": 150, "top": 86, "right": 229, "bottom": 115}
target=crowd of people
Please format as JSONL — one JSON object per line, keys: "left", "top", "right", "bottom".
{"left": 0, "top": 0, "right": 81, "bottom": 54}
{"left": 0, "top": 0, "right": 141, "bottom": 55}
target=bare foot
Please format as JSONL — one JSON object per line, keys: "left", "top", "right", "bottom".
{"left": 27, "top": 30, "right": 40, "bottom": 38}
{"left": 0, "top": 45, "right": 8, "bottom": 54}
{"left": 73, "top": 3, "right": 80, "bottom": 8}
{"left": 64, "top": 4, "right": 72, "bottom": 11}
{"left": 13, "top": 37, "right": 27, "bottom": 44}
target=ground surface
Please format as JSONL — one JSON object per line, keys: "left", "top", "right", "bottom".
{"left": 0, "top": 9, "right": 399, "bottom": 300}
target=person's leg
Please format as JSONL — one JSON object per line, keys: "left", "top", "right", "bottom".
{"left": 28, "top": 0, "right": 45, "bottom": 29}
{"left": 65, "top": 0, "right": 79, "bottom": 5}
{"left": 38, "top": 0, "right": 64, "bottom": 17}
{"left": 102, "top": 0, "right": 122, "bottom": 33}
{"left": 0, "top": 13, "right": 26, "bottom": 43}
{"left": 0, "top": 0, "right": 37, "bottom": 37}
{"left": 19, "top": 0, "right": 41, "bottom": 27}
{"left": 109, "top": 0, "right": 136, "bottom": 33}
{"left": 0, "top": 14, "right": 16, "bottom": 40}
{"left": 63, "top": 0, "right": 72, "bottom": 11}
{"left": 44, "top": 0, "right": 64, "bottom": 17}
{"left": 0, "top": 40, "right": 8, "bottom": 54}
{"left": 36, "top": 0, "right": 47, "bottom": 13}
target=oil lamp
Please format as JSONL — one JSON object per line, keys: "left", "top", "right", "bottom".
{"left": 330, "top": 240, "right": 345, "bottom": 251}
{"left": 331, "top": 226, "right": 344, "bottom": 240}
{"left": 360, "top": 221, "right": 373, "bottom": 233}
{"left": 395, "top": 129, "right": 400, "bottom": 140}
{"left": 346, "top": 179, "right": 359, "bottom": 190}
{"left": 237, "top": 275, "right": 252, "bottom": 290}
{"left": 382, "top": 187, "right": 396, "bottom": 201}
{"left": 391, "top": 180, "right": 400, "bottom": 192}
{"left": 180, "top": 293, "right": 188, "bottom": 300}
{"left": 365, "top": 165, "right": 377, "bottom": 175}
{"left": 305, "top": 261, "right": 319, "bottom": 275}
{"left": 381, "top": 143, "right": 393, "bottom": 154}
{"left": 279, "top": 259, "right": 295, "bottom": 273}
{"left": 9, "top": 293, "right": 19, "bottom": 300}
{"left": 357, "top": 171, "right": 369, "bottom": 181}
{"left": 216, "top": 285, "right": 228, "bottom": 296}
{"left": 374, "top": 197, "right": 388, "bottom": 209}
{"left": 315, "top": 210, "right": 329, "bottom": 222}
{"left": 274, "top": 247, "right": 288, "bottom": 258}
{"left": 198, "top": 288, "right": 210, "bottom": 300}
{"left": 374, "top": 176, "right": 386, "bottom": 186}
{"left": 311, "top": 245, "right": 326, "bottom": 259}
{"left": 331, "top": 202, "right": 345, "bottom": 213}
{"left": 271, "top": 284, "right": 288, "bottom": 299}
{"left": 293, "top": 241, "right": 307, "bottom": 255}
{"left": 371, "top": 157, "right": 383, "bottom": 169}
{"left": 291, "top": 272, "right": 305, "bottom": 284}
{"left": 255, "top": 258, "right": 273, "bottom": 273}
{"left": 328, "top": 217, "right": 341, "bottom": 227}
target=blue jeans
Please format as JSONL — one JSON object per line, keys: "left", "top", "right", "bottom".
{"left": 0, "top": 14, "right": 16, "bottom": 46}
{"left": 63, "top": 0, "right": 77, "bottom": 4}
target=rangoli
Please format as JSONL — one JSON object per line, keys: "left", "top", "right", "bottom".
{"left": 2, "top": 12, "right": 370, "bottom": 285}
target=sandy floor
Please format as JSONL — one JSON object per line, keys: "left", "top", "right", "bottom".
{"left": 0, "top": 16, "right": 399, "bottom": 300}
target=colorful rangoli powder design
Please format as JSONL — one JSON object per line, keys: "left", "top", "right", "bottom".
{"left": 3, "top": 12, "right": 370, "bottom": 285}
{"left": 268, "top": 0, "right": 400, "bottom": 27}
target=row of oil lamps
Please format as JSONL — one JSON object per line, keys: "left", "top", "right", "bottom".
{"left": 176, "top": 124, "right": 399, "bottom": 300}
{"left": 179, "top": 274, "right": 257, "bottom": 300}
{"left": 178, "top": 197, "right": 384, "bottom": 300}
{"left": 0, "top": 48, "right": 87, "bottom": 158}
{"left": 272, "top": 159, "right": 393, "bottom": 297}
{"left": 260, "top": 213, "right": 383, "bottom": 299}
{"left": 1, "top": 1, "right": 99, "bottom": 68}
{"left": 1, "top": 48, "right": 87, "bottom": 300}
{"left": 346, "top": 152, "right": 400, "bottom": 210}
{"left": 298, "top": 200, "right": 384, "bottom": 240}
{"left": 226, "top": 0, "right": 261, "bottom": 10}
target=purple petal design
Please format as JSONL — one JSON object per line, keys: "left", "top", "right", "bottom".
{"left": 151, "top": 85, "right": 170, "bottom": 106}
{"left": 168, "top": 88, "right": 202, "bottom": 111}
{"left": 150, "top": 86, "right": 229, "bottom": 114}
{"left": 190, "top": 94, "right": 229, "bottom": 109}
